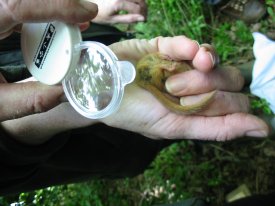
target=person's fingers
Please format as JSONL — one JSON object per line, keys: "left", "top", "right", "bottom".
{"left": 181, "top": 113, "right": 269, "bottom": 141}
{"left": 125, "top": 0, "right": 147, "bottom": 18}
{"left": 155, "top": 113, "right": 269, "bottom": 140}
{"left": 191, "top": 43, "right": 219, "bottom": 72}
{"left": 0, "top": 73, "right": 8, "bottom": 83}
{"left": 118, "top": 0, "right": 142, "bottom": 14}
{"left": 157, "top": 37, "right": 219, "bottom": 71}
{"left": 136, "top": 0, "right": 147, "bottom": 18}
{"left": 109, "top": 36, "right": 198, "bottom": 62}
{"left": 0, "top": 0, "right": 98, "bottom": 31}
{"left": 109, "top": 36, "right": 216, "bottom": 70}
{"left": 0, "top": 21, "right": 89, "bottom": 40}
{"left": 157, "top": 36, "right": 200, "bottom": 61}
{"left": 78, "top": 21, "right": 90, "bottom": 31}
{"left": 109, "top": 14, "right": 145, "bottom": 24}
{"left": 0, "top": 29, "right": 13, "bottom": 40}
{"left": 128, "top": 0, "right": 146, "bottom": 4}
{"left": 109, "top": 38, "right": 157, "bottom": 64}
{"left": 0, "top": 82, "right": 64, "bottom": 121}
{"left": 18, "top": 0, "right": 97, "bottom": 22}
{"left": 180, "top": 91, "right": 250, "bottom": 116}
{"left": 0, "top": 24, "right": 22, "bottom": 39}
{"left": 166, "top": 66, "right": 244, "bottom": 96}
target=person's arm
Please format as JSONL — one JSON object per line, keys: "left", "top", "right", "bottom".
{"left": 1, "top": 102, "right": 99, "bottom": 145}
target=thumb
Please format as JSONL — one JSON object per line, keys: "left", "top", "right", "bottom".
{"left": 109, "top": 38, "right": 157, "bottom": 65}
{"left": 0, "top": 82, "right": 64, "bottom": 121}
{"left": 0, "top": 0, "right": 98, "bottom": 31}
{"left": 110, "top": 14, "right": 145, "bottom": 24}
{"left": 17, "top": 0, "right": 98, "bottom": 23}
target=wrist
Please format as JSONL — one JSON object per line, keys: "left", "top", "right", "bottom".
{"left": 1, "top": 103, "right": 101, "bottom": 145}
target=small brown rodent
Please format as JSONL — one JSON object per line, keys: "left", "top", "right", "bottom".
{"left": 136, "top": 52, "right": 215, "bottom": 114}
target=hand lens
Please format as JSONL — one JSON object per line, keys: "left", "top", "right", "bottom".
{"left": 21, "top": 21, "right": 135, "bottom": 119}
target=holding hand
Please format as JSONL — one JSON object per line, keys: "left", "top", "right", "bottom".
{"left": 104, "top": 36, "right": 269, "bottom": 140}
{"left": 90, "top": 0, "right": 147, "bottom": 24}
{"left": 0, "top": 0, "right": 98, "bottom": 121}
{"left": 0, "top": 0, "right": 98, "bottom": 40}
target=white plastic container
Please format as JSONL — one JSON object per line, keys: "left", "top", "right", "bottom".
{"left": 21, "top": 21, "right": 135, "bottom": 119}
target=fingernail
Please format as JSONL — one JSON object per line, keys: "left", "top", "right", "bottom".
{"left": 180, "top": 96, "right": 202, "bottom": 106}
{"left": 165, "top": 78, "right": 183, "bottom": 94}
{"left": 207, "top": 51, "right": 215, "bottom": 67}
{"left": 259, "top": 115, "right": 275, "bottom": 136}
{"left": 78, "top": 22, "right": 90, "bottom": 31}
{"left": 137, "top": 16, "right": 145, "bottom": 21}
{"left": 80, "top": 0, "right": 98, "bottom": 12}
{"left": 200, "top": 46, "right": 215, "bottom": 67}
{"left": 180, "top": 97, "right": 193, "bottom": 106}
{"left": 200, "top": 44, "right": 219, "bottom": 67}
{"left": 245, "top": 129, "right": 268, "bottom": 138}
{"left": 193, "top": 40, "right": 200, "bottom": 49}
{"left": 165, "top": 80, "right": 174, "bottom": 93}
{"left": 180, "top": 93, "right": 211, "bottom": 106}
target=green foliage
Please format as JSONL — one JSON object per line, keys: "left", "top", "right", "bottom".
{"left": 131, "top": 141, "right": 225, "bottom": 205}
{"left": 0, "top": 196, "right": 9, "bottom": 205}
{"left": 140, "top": 142, "right": 192, "bottom": 205}
{"left": 212, "top": 21, "right": 253, "bottom": 61}
{"left": 251, "top": 97, "right": 273, "bottom": 115}
{"left": 18, "top": 182, "right": 119, "bottom": 206}
{"left": 134, "top": 0, "right": 208, "bottom": 42}
{"left": 266, "top": 0, "right": 275, "bottom": 22}
{"left": 134, "top": 0, "right": 255, "bottom": 62}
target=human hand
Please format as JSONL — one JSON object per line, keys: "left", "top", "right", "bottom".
{"left": 0, "top": 75, "right": 65, "bottom": 122}
{"left": 103, "top": 36, "right": 269, "bottom": 141}
{"left": 0, "top": 0, "right": 98, "bottom": 40}
{"left": 90, "top": 0, "right": 147, "bottom": 24}
{"left": 0, "top": 0, "right": 98, "bottom": 121}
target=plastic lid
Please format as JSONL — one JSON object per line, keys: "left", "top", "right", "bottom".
{"left": 21, "top": 21, "right": 82, "bottom": 85}
{"left": 62, "top": 41, "right": 135, "bottom": 119}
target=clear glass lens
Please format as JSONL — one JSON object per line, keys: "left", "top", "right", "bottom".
{"left": 68, "top": 47, "right": 114, "bottom": 112}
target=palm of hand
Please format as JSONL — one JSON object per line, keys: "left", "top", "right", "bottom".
{"left": 103, "top": 83, "right": 187, "bottom": 139}
{"left": 104, "top": 38, "right": 212, "bottom": 140}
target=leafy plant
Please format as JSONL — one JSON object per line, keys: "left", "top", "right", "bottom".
{"left": 134, "top": 0, "right": 208, "bottom": 42}
{"left": 251, "top": 97, "right": 273, "bottom": 115}
{"left": 212, "top": 20, "right": 254, "bottom": 62}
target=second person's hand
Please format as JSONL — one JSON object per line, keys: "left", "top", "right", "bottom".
{"left": 90, "top": 0, "right": 147, "bottom": 24}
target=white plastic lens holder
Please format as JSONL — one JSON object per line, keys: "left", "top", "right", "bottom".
{"left": 21, "top": 21, "right": 136, "bottom": 119}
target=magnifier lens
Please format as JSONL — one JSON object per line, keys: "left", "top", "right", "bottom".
{"left": 63, "top": 41, "right": 130, "bottom": 119}
{"left": 66, "top": 44, "right": 116, "bottom": 112}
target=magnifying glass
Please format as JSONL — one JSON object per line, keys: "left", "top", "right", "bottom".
{"left": 21, "top": 21, "right": 135, "bottom": 119}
